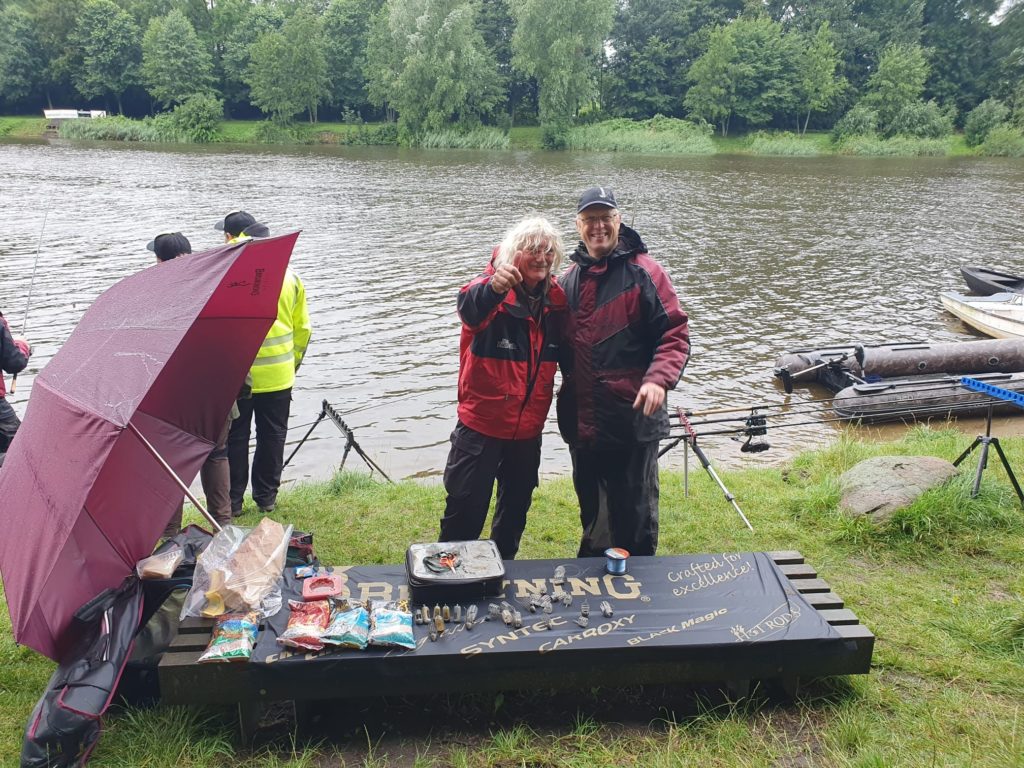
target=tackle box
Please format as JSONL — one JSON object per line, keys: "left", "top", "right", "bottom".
{"left": 405, "top": 540, "right": 505, "bottom": 604}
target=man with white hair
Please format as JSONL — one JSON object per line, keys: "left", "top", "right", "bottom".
{"left": 439, "top": 216, "right": 567, "bottom": 560}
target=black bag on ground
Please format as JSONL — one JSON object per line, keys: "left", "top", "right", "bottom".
{"left": 21, "top": 577, "right": 144, "bottom": 768}
{"left": 406, "top": 540, "right": 505, "bottom": 604}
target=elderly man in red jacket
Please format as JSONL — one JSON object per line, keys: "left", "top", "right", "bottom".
{"left": 0, "top": 311, "right": 32, "bottom": 465}
{"left": 440, "top": 217, "right": 567, "bottom": 560}
{"left": 557, "top": 187, "right": 690, "bottom": 557}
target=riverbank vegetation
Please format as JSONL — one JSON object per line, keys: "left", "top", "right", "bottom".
{"left": 2, "top": 427, "right": 1022, "bottom": 765}
{"left": 2, "top": 1, "right": 1024, "bottom": 156}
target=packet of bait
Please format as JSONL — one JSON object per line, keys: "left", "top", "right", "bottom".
{"left": 278, "top": 599, "right": 331, "bottom": 651}
{"left": 368, "top": 601, "right": 416, "bottom": 650}
{"left": 322, "top": 600, "right": 370, "bottom": 650}
{"left": 198, "top": 611, "right": 260, "bottom": 663}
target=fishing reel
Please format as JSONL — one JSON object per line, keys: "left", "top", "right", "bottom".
{"left": 737, "top": 411, "right": 769, "bottom": 453}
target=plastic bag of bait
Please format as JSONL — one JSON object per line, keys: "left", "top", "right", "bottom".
{"left": 368, "top": 601, "right": 415, "bottom": 650}
{"left": 198, "top": 611, "right": 260, "bottom": 663}
{"left": 322, "top": 600, "right": 370, "bottom": 649}
{"left": 278, "top": 599, "right": 331, "bottom": 651}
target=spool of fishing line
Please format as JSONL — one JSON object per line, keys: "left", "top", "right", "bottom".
{"left": 604, "top": 548, "right": 630, "bottom": 575}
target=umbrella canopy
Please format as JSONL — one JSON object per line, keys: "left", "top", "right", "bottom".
{"left": 0, "top": 232, "right": 299, "bottom": 660}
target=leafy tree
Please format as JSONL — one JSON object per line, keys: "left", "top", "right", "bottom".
{"left": 141, "top": 9, "right": 215, "bottom": 107}
{"left": 861, "top": 42, "right": 929, "bottom": 130}
{"left": 685, "top": 17, "right": 799, "bottom": 134}
{"left": 29, "top": 0, "right": 88, "bottom": 107}
{"left": 794, "top": 21, "right": 846, "bottom": 133}
{"left": 729, "top": 16, "right": 801, "bottom": 127}
{"left": 245, "top": 9, "right": 330, "bottom": 122}
{"left": 922, "top": 0, "right": 999, "bottom": 117}
{"left": 366, "top": 0, "right": 503, "bottom": 140}
{"left": 478, "top": 0, "right": 534, "bottom": 125}
{"left": 510, "top": 0, "right": 615, "bottom": 141}
{"left": 69, "top": 0, "right": 141, "bottom": 113}
{"left": 832, "top": 103, "right": 879, "bottom": 140}
{"left": 0, "top": 5, "right": 45, "bottom": 106}
{"left": 684, "top": 24, "right": 741, "bottom": 135}
{"left": 964, "top": 98, "right": 1010, "bottom": 146}
{"left": 219, "top": 3, "right": 284, "bottom": 113}
{"left": 322, "top": 0, "right": 382, "bottom": 116}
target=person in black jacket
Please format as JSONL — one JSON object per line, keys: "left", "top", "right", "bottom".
{"left": 557, "top": 186, "right": 689, "bottom": 557}
{"left": 0, "top": 311, "right": 32, "bottom": 465}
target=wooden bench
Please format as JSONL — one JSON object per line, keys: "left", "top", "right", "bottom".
{"left": 159, "top": 551, "right": 874, "bottom": 739}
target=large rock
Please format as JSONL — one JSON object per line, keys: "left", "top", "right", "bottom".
{"left": 839, "top": 456, "right": 958, "bottom": 523}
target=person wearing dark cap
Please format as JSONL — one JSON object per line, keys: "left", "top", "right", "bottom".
{"left": 214, "top": 210, "right": 311, "bottom": 516}
{"left": 145, "top": 232, "right": 235, "bottom": 537}
{"left": 147, "top": 231, "right": 192, "bottom": 263}
{"left": 556, "top": 186, "right": 689, "bottom": 558}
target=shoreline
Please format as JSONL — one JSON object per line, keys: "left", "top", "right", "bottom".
{"left": 1, "top": 115, "right": 988, "bottom": 157}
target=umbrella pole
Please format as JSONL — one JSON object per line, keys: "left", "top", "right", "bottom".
{"left": 127, "top": 422, "right": 222, "bottom": 532}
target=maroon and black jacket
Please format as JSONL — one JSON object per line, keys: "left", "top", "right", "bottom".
{"left": 456, "top": 257, "right": 568, "bottom": 441}
{"left": 0, "top": 312, "right": 30, "bottom": 399}
{"left": 556, "top": 224, "right": 689, "bottom": 448}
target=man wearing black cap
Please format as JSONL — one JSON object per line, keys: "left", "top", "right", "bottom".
{"left": 556, "top": 186, "right": 689, "bottom": 558}
{"left": 215, "top": 210, "right": 311, "bottom": 516}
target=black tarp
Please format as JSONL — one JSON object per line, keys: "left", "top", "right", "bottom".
{"left": 250, "top": 553, "right": 844, "bottom": 681}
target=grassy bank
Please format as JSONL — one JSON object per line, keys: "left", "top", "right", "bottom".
{"left": 0, "top": 116, "right": 47, "bottom": 138}
{"left": 4, "top": 114, "right": 1011, "bottom": 157}
{"left": 2, "top": 426, "right": 1023, "bottom": 766}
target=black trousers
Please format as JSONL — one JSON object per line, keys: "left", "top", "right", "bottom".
{"left": 439, "top": 422, "right": 541, "bottom": 560}
{"left": 228, "top": 388, "right": 291, "bottom": 513}
{"left": 570, "top": 441, "right": 660, "bottom": 557}
{"left": 0, "top": 396, "right": 20, "bottom": 464}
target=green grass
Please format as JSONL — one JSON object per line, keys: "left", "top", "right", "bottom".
{"left": 0, "top": 116, "right": 47, "bottom": 138}
{"left": 565, "top": 116, "right": 716, "bottom": 155}
{"left": 3, "top": 426, "right": 1024, "bottom": 765}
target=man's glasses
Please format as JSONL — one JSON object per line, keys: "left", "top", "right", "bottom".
{"left": 578, "top": 213, "right": 618, "bottom": 226}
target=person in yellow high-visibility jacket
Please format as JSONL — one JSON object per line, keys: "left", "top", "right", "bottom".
{"left": 216, "top": 211, "right": 312, "bottom": 515}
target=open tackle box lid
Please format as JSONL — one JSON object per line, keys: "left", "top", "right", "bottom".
{"left": 405, "top": 540, "right": 505, "bottom": 604}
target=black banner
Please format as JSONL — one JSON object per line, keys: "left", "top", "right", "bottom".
{"left": 252, "top": 552, "right": 840, "bottom": 666}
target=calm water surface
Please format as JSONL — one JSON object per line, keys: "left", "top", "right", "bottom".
{"left": 1, "top": 140, "right": 1022, "bottom": 490}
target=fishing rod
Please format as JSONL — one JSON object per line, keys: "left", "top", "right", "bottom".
{"left": 776, "top": 347, "right": 864, "bottom": 394}
{"left": 673, "top": 396, "right": 1016, "bottom": 441}
{"left": 679, "top": 374, "right": 1024, "bottom": 425}
{"left": 10, "top": 205, "right": 50, "bottom": 395}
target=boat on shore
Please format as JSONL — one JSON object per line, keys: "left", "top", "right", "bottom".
{"left": 773, "top": 337, "right": 1024, "bottom": 392}
{"left": 832, "top": 372, "right": 1024, "bottom": 423}
{"left": 940, "top": 291, "right": 1024, "bottom": 339}
{"left": 960, "top": 266, "right": 1024, "bottom": 296}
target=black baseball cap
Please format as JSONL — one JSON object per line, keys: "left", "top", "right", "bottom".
{"left": 146, "top": 232, "right": 192, "bottom": 262}
{"left": 214, "top": 210, "right": 258, "bottom": 237}
{"left": 576, "top": 186, "right": 618, "bottom": 213}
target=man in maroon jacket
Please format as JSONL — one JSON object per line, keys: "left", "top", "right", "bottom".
{"left": 557, "top": 187, "right": 690, "bottom": 557}
{"left": 0, "top": 311, "right": 32, "bottom": 465}
{"left": 440, "top": 217, "right": 567, "bottom": 559}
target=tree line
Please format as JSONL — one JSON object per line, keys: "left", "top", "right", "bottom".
{"left": 0, "top": 0, "right": 1022, "bottom": 146}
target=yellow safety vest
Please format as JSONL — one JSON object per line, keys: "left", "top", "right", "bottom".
{"left": 252, "top": 267, "right": 311, "bottom": 393}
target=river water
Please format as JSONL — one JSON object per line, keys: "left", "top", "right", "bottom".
{"left": 1, "top": 139, "right": 1022, "bottom": 488}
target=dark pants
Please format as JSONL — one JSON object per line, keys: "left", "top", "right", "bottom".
{"left": 440, "top": 422, "right": 541, "bottom": 560}
{"left": 163, "top": 417, "right": 232, "bottom": 538}
{"left": 570, "top": 441, "right": 660, "bottom": 558}
{"left": 228, "top": 388, "right": 291, "bottom": 513}
{"left": 0, "top": 396, "right": 21, "bottom": 462}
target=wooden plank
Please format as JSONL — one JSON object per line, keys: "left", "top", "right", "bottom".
{"left": 804, "top": 592, "right": 844, "bottom": 610}
{"left": 818, "top": 608, "right": 860, "bottom": 626}
{"left": 768, "top": 550, "right": 804, "bottom": 565}
{"left": 793, "top": 578, "right": 831, "bottom": 593}
{"left": 779, "top": 563, "right": 817, "bottom": 579}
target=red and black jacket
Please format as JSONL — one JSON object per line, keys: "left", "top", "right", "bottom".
{"left": 556, "top": 224, "right": 689, "bottom": 448}
{"left": 456, "top": 257, "right": 568, "bottom": 440}
{"left": 0, "top": 312, "right": 30, "bottom": 399}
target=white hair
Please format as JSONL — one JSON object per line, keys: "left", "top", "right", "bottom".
{"left": 493, "top": 216, "right": 564, "bottom": 274}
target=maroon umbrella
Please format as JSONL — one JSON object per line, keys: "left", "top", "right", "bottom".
{"left": 0, "top": 232, "right": 299, "bottom": 660}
